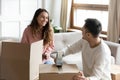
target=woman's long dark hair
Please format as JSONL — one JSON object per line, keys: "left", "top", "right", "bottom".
{"left": 29, "top": 8, "right": 53, "bottom": 46}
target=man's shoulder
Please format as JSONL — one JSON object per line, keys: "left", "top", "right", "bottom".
{"left": 99, "top": 40, "right": 111, "bottom": 54}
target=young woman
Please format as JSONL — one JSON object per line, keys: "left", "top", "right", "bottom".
{"left": 21, "top": 8, "right": 54, "bottom": 64}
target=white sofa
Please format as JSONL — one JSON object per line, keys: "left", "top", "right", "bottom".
{"left": 0, "top": 32, "right": 120, "bottom": 69}
{"left": 52, "top": 32, "right": 120, "bottom": 70}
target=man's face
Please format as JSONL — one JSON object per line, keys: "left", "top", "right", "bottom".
{"left": 82, "top": 26, "right": 89, "bottom": 40}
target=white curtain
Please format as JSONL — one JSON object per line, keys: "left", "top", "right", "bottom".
{"left": 60, "top": 0, "right": 72, "bottom": 32}
{"left": 107, "top": 0, "right": 120, "bottom": 43}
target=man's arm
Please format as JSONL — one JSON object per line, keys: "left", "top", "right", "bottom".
{"left": 61, "top": 39, "right": 82, "bottom": 56}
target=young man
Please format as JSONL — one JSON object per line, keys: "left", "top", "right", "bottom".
{"left": 62, "top": 18, "right": 111, "bottom": 80}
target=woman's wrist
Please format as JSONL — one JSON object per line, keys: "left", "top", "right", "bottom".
{"left": 86, "top": 77, "right": 90, "bottom": 80}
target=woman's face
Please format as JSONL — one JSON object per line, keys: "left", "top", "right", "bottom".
{"left": 37, "top": 11, "right": 49, "bottom": 28}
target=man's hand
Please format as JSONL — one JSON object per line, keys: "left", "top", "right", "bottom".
{"left": 73, "top": 71, "right": 89, "bottom": 80}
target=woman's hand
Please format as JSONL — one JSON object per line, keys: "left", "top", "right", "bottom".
{"left": 42, "top": 53, "right": 49, "bottom": 60}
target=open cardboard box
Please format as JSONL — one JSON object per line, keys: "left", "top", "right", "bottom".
{"left": 39, "top": 64, "right": 80, "bottom": 80}
{"left": 0, "top": 40, "right": 43, "bottom": 80}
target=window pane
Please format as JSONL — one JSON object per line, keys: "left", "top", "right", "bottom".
{"left": 1, "top": 21, "right": 19, "bottom": 38}
{"left": 74, "top": 10, "right": 108, "bottom": 31}
{"left": 74, "top": 0, "right": 109, "bottom": 4}
{"left": 0, "top": 22, "right": 1, "bottom": 36}
{"left": 20, "top": 21, "right": 30, "bottom": 38}
{"left": 1, "top": 0, "right": 19, "bottom": 17}
{"left": 21, "top": 0, "right": 37, "bottom": 19}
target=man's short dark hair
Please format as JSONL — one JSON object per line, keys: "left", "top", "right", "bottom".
{"left": 84, "top": 18, "right": 102, "bottom": 37}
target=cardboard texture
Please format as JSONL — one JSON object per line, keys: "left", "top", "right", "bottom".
{"left": 39, "top": 64, "right": 80, "bottom": 80}
{"left": 111, "top": 65, "right": 120, "bottom": 80}
{"left": 0, "top": 40, "right": 43, "bottom": 80}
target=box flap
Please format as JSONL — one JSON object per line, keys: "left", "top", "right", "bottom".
{"left": 61, "top": 64, "right": 80, "bottom": 73}
{"left": 1, "top": 42, "right": 30, "bottom": 80}
{"left": 40, "top": 64, "right": 58, "bottom": 73}
{"left": 30, "top": 40, "right": 43, "bottom": 80}
{"left": 1, "top": 42, "right": 30, "bottom": 60}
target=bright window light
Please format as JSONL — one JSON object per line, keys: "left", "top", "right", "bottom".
{"left": 74, "top": 10, "right": 108, "bottom": 31}
{"left": 74, "top": 0, "right": 109, "bottom": 4}
{"left": 73, "top": 0, "right": 109, "bottom": 31}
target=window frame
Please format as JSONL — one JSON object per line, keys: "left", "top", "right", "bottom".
{"left": 70, "top": 0, "right": 108, "bottom": 34}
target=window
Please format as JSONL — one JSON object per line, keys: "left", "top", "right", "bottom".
{"left": 71, "top": 0, "right": 109, "bottom": 34}
{"left": 0, "top": 0, "right": 41, "bottom": 38}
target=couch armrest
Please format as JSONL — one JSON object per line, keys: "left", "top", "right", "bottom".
{"left": 105, "top": 41, "right": 120, "bottom": 65}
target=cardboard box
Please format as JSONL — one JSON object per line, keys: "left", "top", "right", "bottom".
{"left": 0, "top": 40, "right": 43, "bottom": 80}
{"left": 39, "top": 64, "right": 79, "bottom": 80}
{"left": 111, "top": 65, "right": 120, "bottom": 80}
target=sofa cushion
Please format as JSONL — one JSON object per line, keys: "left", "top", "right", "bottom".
{"left": 105, "top": 41, "right": 120, "bottom": 65}
{"left": 54, "top": 32, "right": 82, "bottom": 51}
